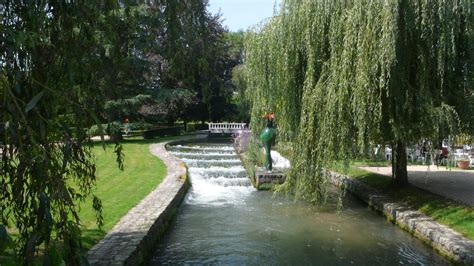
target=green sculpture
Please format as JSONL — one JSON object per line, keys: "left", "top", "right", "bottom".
{"left": 259, "top": 113, "right": 276, "bottom": 171}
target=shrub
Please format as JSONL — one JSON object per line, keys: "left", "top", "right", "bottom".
{"left": 126, "top": 122, "right": 153, "bottom": 131}
{"left": 195, "top": 124, "right": 208, "bottom": 131}
{"left": 186, "top": 123, "right": 196, "bottom": 132}
{"left": 143, "top": 126, "right": 184, "bottom": 139}
{"left": 88, "top": 122, "right": 123, "bottom": 141}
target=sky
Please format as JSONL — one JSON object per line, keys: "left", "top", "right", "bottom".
{"left": 208, "top": 0, "right": 280, "bottom": 32}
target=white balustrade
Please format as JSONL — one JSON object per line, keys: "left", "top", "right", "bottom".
{"left": 208, "top": 123, "right": 246, "bottom": 133}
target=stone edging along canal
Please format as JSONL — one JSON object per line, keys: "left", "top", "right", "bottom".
{"left": 87, "top": 140, "right": 190, "bottom": 265}
{"left": 327, "top": 170, "right": 474, "bottom": 265}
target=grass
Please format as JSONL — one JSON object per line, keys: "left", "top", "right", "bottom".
{"left": 332, "top": 161, "right": 474, "bottom": 240}
{"left": 79, "top": 136, "right": 182, "bottom": 250}
{"left": 351, "top": 159, "right": 391, "bottom": 168}
{"left": 1, "top": 136, "right": 177, "bottom": 264}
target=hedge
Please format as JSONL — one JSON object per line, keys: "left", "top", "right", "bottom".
{"left": 142, "top": 126, "right": 184, "bottom": 139}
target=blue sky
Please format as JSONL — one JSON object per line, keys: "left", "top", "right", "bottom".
{"left": 208, "top": 0, "right": 280, "bottom": 32}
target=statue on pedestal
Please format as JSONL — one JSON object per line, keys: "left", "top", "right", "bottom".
{"left": 259, "top": 113, "right": 276, "bottom": 171}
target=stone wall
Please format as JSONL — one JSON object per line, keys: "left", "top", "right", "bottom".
{"left": 327, "top": 171, "right": 474, "bottom": 265}
{"left": 87, "top": 141, "right": 189, "bottom": 265}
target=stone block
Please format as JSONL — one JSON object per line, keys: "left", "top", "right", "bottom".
{"left": 255, "top": 170, "right": 286, "bottom": 189}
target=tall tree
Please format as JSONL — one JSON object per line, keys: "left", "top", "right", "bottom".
{"left": 156, "top": 0, "right": 241, "bottom": 123}
{"left": 245, "top": 0, "right": 473, "bottom": 203}
{"left": 0, "top": 1, "right": 179, "bottom": 263}
{"left": 1, "top": 2, "right": 122, "bottom": 263}
{"left": 227, "top": 30, "right": 250, "bottom": 123}
{"left": 231, "top": 64, "right": 250, "bottom": 123}
{"left": 1, "top": 0, "right": 240, "bottom": 262}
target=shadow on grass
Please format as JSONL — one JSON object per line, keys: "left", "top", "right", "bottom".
{"left": 0, "top": 251, "right": 17, "bottom": 266}
{"left": 352, "top": 159, "right": 391, "bottom": 168}
{"left": 1, "top": 228, "right": 108, "bottom": 264}
{"left": 91, "top": 135, "right": 191, "bottom": 147}
{"left": 82, "top": 229, "right": 107, "bottom": 251}
{"left": 353, "top": 172, "right": 392, "bottom": 190}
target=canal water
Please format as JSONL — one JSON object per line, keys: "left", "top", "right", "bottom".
{"left": 150, "top": 141, "right": 448, "bottom": 265}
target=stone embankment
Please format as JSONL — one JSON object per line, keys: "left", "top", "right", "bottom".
{"left": 327, "top": 171, "right": 474, "bottom": 265}
{"left": 87, "top": 141, "right": 189, "bottom": 265}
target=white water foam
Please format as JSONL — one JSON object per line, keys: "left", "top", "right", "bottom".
{"left": 173, "top": 145, "right": 235, "bottom": 151}
{"left": 171, "top": 151, "right": 236, "bottom": 156}
{"left": 185, "top": 186, "right": 254, "bottom": 206}
{"left": 187, "top": 166, "right": 246, "bottom": 173}
{"left": 271, "top": 150, "right": 291, "bottom": 169}
{"left": 206, "top": 176, "right": 251, "bottom": 187}
{"left": 172, "top": 143, "right": 256, "bottom": 206}
{"left": 181, "top": 159, "right": 242, "bottom": 167}
{"left": 185, "top": 172, "right": 254, "bottom": 206}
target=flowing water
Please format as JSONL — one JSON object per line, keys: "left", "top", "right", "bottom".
{"left": 150, "top": 141, "right": 448, "bottom": 265}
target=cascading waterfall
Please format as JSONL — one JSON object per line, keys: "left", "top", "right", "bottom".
{"left": 168, "top": 143, "right": 255, "bottom": 206}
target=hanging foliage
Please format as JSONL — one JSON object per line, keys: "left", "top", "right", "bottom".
{"left": 245, "top": 0, "right": 473, "bottom": 204}
{"left": 0, "top": 2, "right": 135, "bottom": 264}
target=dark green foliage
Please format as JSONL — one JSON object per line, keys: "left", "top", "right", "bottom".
{"left": 148, "top": 88, "right": 198, "bottom": 124}
{"left": 1, "top": 0, "right": 238, "bottom": 261}
{"left": 185, "top": 122, "right": 210, "bottom": 133}
{"left": 0, "top": 1, "right": 175, "bottom": 263}
{"left": 94, "top": 1, "right": 243, "bottom": 125}
{"left": 155, "top": 1, "right": 241, "bottom": 123}
{"left": 194, "top": 124, "right": 210, "bottom": 131}
{"left": 143, "top": 126, "right": 184, "bottom": 139}
{"left": 0, "top": 224, "right": 13, "bottom": 255}
{"left": 0, "top": 2, "right": 121, "bottom": 263}
{"left": 88, "top": 123, "right": 124, "bottom": 142}
{"left": 245, "top": 0, "right": 473, "bottom": 203}
{"left": 225, "top": 30, "right": 245, "bottom": 65}
{"left": 104, "top": 95, "right": 154, "bottom": 122}
{"left": 232, "top": 64, "right": 250, "bottom": 123}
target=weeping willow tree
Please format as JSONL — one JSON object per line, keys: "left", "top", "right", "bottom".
{"left": 245, "top": 0, "right": 473, "bottom": 203}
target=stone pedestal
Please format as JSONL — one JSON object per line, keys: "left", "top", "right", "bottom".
{"left": 255, "top": 169, "right": 286, "bottom": 190}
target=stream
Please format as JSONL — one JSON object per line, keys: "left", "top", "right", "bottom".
{"left": 149, "top": 141, "right": 448, "bottom": 265}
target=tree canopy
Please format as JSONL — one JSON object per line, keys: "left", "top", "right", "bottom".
{"left": 1, "top": 2, "right": 128, "bottom": 263}
{"left": 0, "top": 0, "right": 237, "bottom": 263}
{"left": 245, "top": 0, "right": 473, "bottom": 203}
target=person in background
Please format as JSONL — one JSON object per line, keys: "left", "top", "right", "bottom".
{"left": 124, "top": 117, "right": 130, "bottom": 136}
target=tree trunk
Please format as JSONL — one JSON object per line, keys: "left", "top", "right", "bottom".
{"left": 392, "top": 140, "right": 408, "bottom": 185}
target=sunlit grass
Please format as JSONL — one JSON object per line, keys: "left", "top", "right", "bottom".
{"left": 79, "top": 136, "right": 182, "bottom": 250}
{"left": 0, "top": 136, "right": 186, "bottom": 264}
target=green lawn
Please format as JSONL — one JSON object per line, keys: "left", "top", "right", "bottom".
{"left": 332, "top": 162, "right": 474, "bottom": 240}
{"left": 0, "top": 137, "right": 176, "bottom": 263}
{"left": 80, "top": 137, "right": 169, "bottom": 250}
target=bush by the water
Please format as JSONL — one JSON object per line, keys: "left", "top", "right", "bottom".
{"left": 126, "top": 122, "right": 153, "bottom": 131}
{"left": 194, "top": 124, "right": 209, "bottom": 131}
{"left": 88, "top": 122, "right": 123, "bottom": 141}
{"left": 143, "top": 126, "right": 184, "bottom": 139}
{"left": 185, "top": 123, "right": 208, "bottom": 132}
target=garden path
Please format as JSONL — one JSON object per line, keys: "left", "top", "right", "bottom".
{"left": 360, "top": 166, "right": 474, "bottom": 206}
